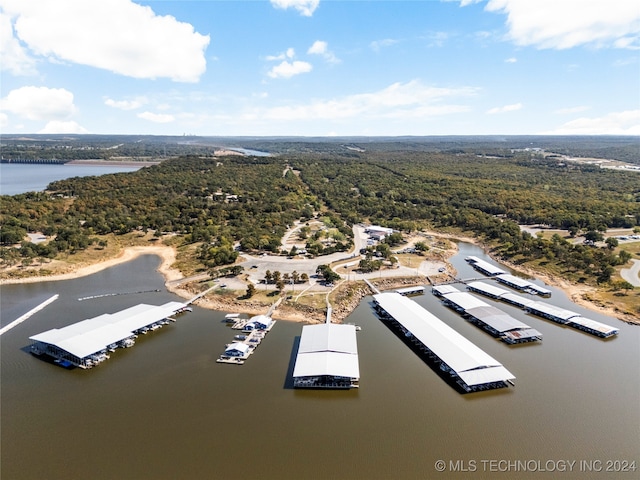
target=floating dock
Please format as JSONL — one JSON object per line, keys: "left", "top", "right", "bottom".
{"left": 29, "top": 301, "right": 189, "bottom": 369}
{"left": 292, "top": 323, "right": 360, "bottom": 389}
{"left": 395, "top": 286, "right": 425, "bottom": 296}
{"left": 465, "top": 257, "right": 551, "bottom": 296}
{"left": 465, "top": 256, "right": 507, "bottom": 276}
{"left": 432, "top": 286, "right": 542, "bottom": 344}
{"left": 466, "top": 281, "right": 619, "bottom": 338}
{"left": 525, "top": 302, "right": 619, "bottom": 338}
{"left": 373, "top": 292, "right": 515, "bottom": 393}
{"left": 217, "top": 314, "right": 276, "bottom": 364}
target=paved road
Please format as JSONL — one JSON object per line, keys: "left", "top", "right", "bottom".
{"left": 170, "top": 225, "right": 446, "bottom": 294}
{"left": 620, "top": 259, "right": 640, "bottom": 287}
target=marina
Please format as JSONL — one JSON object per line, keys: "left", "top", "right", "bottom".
{"left": 432, "top": 285, "right": 542, "bottom": 344}
{"left": 29, "top": 301, "right": 189, "bottom": 369}
{"left": 1, "top": 247, "right": 637, "bottom": 480}
{"left": 373, "top": 291, "right": 516, "bottom": 393}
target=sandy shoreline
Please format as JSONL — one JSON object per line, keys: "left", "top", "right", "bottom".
{"left": 1, "top": 243, "right": 635, "bottom": 325}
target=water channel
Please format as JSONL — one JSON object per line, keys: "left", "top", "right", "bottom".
{"left": 1, "top": 244, "right": 638, "bottom": 479}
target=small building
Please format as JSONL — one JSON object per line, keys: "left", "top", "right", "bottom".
{"left": 244, "top": 314, "right": 273, "bottom": 331}
{"left": 224, "top": 342, "right": 251, "bottom": 357}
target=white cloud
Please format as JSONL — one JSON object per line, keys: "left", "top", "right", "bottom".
{"left": 307, "top": 40, "right": 339, "bottom": 64}
{"left": 266, "top": 48, "right": 296, "bottom": 61}
{"left": 485, "top": 0, "right": 640, "bottom": 50}
{"left": 137, "top": 111, "right": 175, "bottom": 123}
{"left": 270, "top": 0, "right": 319, "bottom": 17}
{"left": 104, "top": 97, "right": 147, "bottom": 111}
{"left": 267, "top": 60, "right": 313, "bottom": 79}
{"left": 2, "top": 0, "right": 210, "bottom": 82}
{"left": 505, "top": 57, "right": 517, "bottom": 63}
{"left": 0, "top": 86, "right": 77, "bottom": 120}
{"left": 0, "top": 112, "right": 8, "bottom": 128}
{"left": 370, "top": 38, "right": 400, "bottom": 52}
{"left": 554, "top": 106, "right": 590, "bottom": 114}
{"left": 486, "top": 102, "right": 522, "bottom": 114}
{"left": 542, "top": 110, "right": 640, "bottom": 135}
{"left": 0, "top": 10, "right": 37, "bottom": 75}
{"left": 39, "top": 120, "right": 87, "bottom": 134}
{"left": 264, "top": 80, "right": 477, "bottom": 120}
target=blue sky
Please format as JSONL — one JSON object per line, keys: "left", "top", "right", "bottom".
{"left": 1, "top": 0, "right": 639, "bottom": 136}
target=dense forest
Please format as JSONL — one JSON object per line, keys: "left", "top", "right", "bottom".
{"left": 1, "top": 136, "right": 639, "bottom": 287}
{"left": 2, "top": 134, "right": 638, "bottom": 163}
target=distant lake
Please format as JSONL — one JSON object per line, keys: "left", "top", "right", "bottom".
{"left": 0, "top": 163, "right": 144, "bottom": 196}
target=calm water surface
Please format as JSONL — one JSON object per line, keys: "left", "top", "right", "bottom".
{"left": 0, "top": 163, "right": 143, "bottom": 196}
{"left": 1, "top": 245, "right": 638, "bottom": 479}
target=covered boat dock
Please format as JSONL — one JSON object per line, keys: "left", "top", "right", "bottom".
{"left": 373, "top": 292, "right": 515, "bottom": 392}
{"left": 465, "top": 256, "right": 507, "bottom": 276}
{"left": 526, "top": 301, "right": 619, "bottom": 338}
{"left": 293, "top": 323, "right": 360, "bottom": 389}
{"left": 435, "top": 286, "right": 542, "bottom": 344}
{"left": 29, "top": 301, "right": 188, "bottom": 368}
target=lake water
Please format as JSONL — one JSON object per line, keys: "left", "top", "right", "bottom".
{"left": 0, "top": 163, "right": 143, "bottom": 196}
{"left": 1, "top": 244, "right": 638, "bottom": 479}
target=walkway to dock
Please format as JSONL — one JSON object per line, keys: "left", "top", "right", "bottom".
{"left": 187, "top": 284, "right": 219, "bottom": 305}
{"left": 364, "top": 278, "right": 380, "bottom": 295}
{"left": 0, "top": 295, "right": 59, "bottom": 337}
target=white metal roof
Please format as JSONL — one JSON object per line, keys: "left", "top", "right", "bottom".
{"left": 526, "top": 284, "right": 552, "bottom": 295}
{"left": 500, "top": 293, "right": 537, "bottom": 308}
{"left": 467, "top": 281, "right": 510, "bottom": 298}
{"left": 465, "top": 306, "right": 532, "bottom": 333}
{"left": 441, "top": 291, "right": 489, "bottom": 310}
{"left": 247, "top": 314, "right": 272, "bottom": 328}
{"left": 293, "top": 323, "right": 359, "bottom": 379}
{"left": 293, "top": 351, "right": 360, "bottom": 378}
{"left": 496, "top": 274, "right": 533, "bottom": 289}
{"left": 568, "top": 317, "right": 618, "bottom": 335}
{"left": 432, "top": 284, "right": 461, "bottom": 296}
{"left": 29, "top": 301, "right": 187, "bottom": 359}
{"left": 396, "top": 286, "right": 425, "bottom": 295}
{"left": 526, "top": 301, "right": 580, "bottom": 321}
{"left": 225, "top": 342, "right": 250, "bottom": 354}
{"left": 467, "top": 258, "right": 506, "bottom": 276}
{"left": 298, "top": 323, "right": 357, "bottom": 355}
{"left": 373, "top": 292, "right": 514, "bottom": 386}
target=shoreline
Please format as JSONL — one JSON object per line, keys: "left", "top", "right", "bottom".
{"left": 1, "top": 243, "right": 635, "bottom": 325}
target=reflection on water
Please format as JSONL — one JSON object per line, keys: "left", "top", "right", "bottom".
{"left": 1, "top": 249, "right": 638, "bottom": 480}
